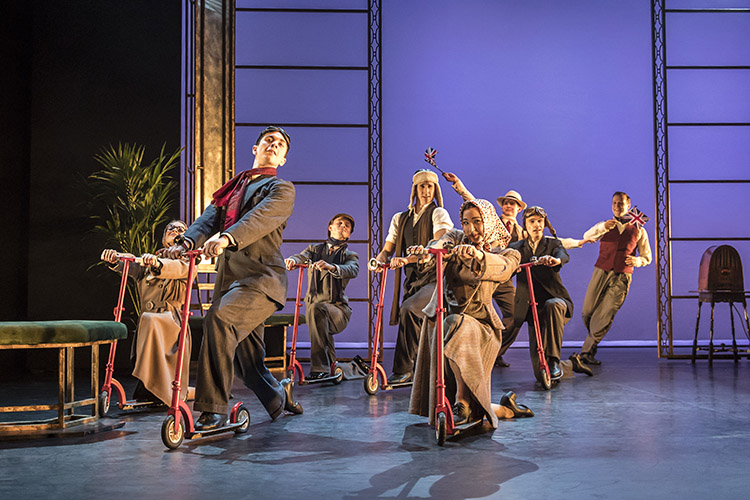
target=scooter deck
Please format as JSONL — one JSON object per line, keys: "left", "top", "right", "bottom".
{"left": 450, "top": 418, "right": 485, "bottom": 437}
{"left": 299, "top": 375, "right": 339, "bottom": 385}
{"left": 186, "top": 417, "right": 249, "bottom": 439}
{"left": 382, "top": 381, "right": 413, "bottom": 390}
{"left": 120, "top": 400, "right": 165, "bottom": 410}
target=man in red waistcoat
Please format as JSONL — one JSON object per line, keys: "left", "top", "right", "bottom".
{"left": 571, "top": 192, "right": 652, "bottom": 367}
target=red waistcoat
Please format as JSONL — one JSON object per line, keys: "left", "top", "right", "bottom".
{"left": 594, "top": 224, "right": 639, "bottom": 274}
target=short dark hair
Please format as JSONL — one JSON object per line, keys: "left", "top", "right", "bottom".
{"left": 612, "top": 191, "right": 630, "bottom": 202}
{"left": 255, "top": 126, "right": 291, "bottom": 156}
{"left": 327, "top": 213, "right": 355, "bottom": 237}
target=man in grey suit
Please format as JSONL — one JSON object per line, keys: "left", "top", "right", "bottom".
{"left": 165, "top": 126, "right": 302, "bottom": 430}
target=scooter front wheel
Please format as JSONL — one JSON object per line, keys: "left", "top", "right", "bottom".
{"left": 436, "top": 412, "right": 447, "bottom": 446}
{"left": 364, "top": 372, "right": 379, "bottom": 395}
{"left": 98, "top": 390, "right": 110, "bottom": 417}
{"left": 161, "top": 414, "right": 185, "bottom": 450}
{"left": 541, "top": 369, "right": 552, "bottom": 390}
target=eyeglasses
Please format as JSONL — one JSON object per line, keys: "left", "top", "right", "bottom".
{"left": 523, "top": 206, "right": 547, "bottom": 219}
{"left": 166, "top": 223, "right": 187, "bottom": 233}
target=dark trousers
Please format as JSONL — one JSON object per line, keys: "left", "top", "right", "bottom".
{"left": 392, "top": 282, "right": 435, "bottom": 375}
{"left": 527, "top": 298, "right": 569, "bottom": 381}
{"left": 494, "top": 281, "right": 516, "bottom": 354}
{"left": 307, "top": 302, "right": 351, "bottom": 373}
{"left": 194, "top": 286, "right": 282, "bottom": 417}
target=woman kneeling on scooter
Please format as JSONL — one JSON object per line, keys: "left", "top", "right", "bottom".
{"left": 408, "top": 199, "right": 534, "bottom": 429}
{"left": 101, "top": 220, "right": 195, "bottom": 406}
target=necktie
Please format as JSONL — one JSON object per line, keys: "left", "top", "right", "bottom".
{"left": 505, "top": 220, "right": 512, "bottom": 233}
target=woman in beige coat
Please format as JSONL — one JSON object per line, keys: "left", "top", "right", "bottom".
{"left": 101, "top": 220, "right": 193, "bottom": 406}
{"left": 408, "top": 199, "right": 533, "bottom": 428}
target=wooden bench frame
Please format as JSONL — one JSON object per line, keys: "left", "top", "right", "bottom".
{"left": 0, "top": 339, "right": 116, "bottom": 433}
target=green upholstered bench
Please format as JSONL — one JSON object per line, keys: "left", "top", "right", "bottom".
{"left": 0, "top": 320, "right": 127, "bottom": 433}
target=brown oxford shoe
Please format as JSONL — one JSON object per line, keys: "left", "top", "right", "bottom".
{"left": 281, "top": 378, "right": 303, "bottom": 415}
{"left": 194, "top": 412, "right": 226, "bottom": 431}
{"left": 569, "top": 352, "right": 594, "bottom": 376}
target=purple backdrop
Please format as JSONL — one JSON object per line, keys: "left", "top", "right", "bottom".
{"left": 232, "top": 0, "right": 750, "bottom": 350}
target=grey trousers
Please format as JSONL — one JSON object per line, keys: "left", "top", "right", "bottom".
{"left": 307, "top": 302, "right": 352, "bottom": 373}
{"left": 581, "top": 268, "right": 632, "bottom": 354}
{"left": 392, "top": 282, "right": 436, "bottom": 375}
{"left": 194, "top": 285, "right": 282, "bottom": 417}
{"left": 527, "top": 298, "right": 569, "bottom": 381}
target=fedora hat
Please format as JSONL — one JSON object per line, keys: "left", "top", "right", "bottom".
{"left": 496, "top": 190, "right": 526, "bottom": 210}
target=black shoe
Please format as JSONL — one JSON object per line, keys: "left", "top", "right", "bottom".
{"left": 281, "top": 378, "right": 303, "bottom": 415}
{"left": 569, "top": 352, "right": 594, "bottom": 376}
{"left": 499, "top": 391, "right": 534, "bottom": 418}
{"left": 353, "top": 355, "right": 370, "bottom": 373}
{"left": 306, "top": 371, "right": 328, "bottom": 380}
{"left": 580, "top": 352, "right": 602, "bottom": 366}
{"left": 495, "top": 355, "right": 510, "bottom": 367}
{"left": 194, "top": 412, "right": 226, "bottom": 431}
{"left": 452, "top": 401, "right": 471, "bottom": 426}
{"left": 387, "top": 372, "right": 412, "bottom": 385}
{"left": 549, "top": 359, "right": 563, "bottom": 380}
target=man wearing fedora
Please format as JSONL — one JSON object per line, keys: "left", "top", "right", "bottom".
{"left": 370, "top": 169, "right": 454, "bottom": 385}
{"left": 442, "top": 173, "right": 525, "bottom": 366}
{"left": 284, "top": 213, "right": 359, "bottom": 380}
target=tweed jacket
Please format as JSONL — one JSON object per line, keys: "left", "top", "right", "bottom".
{"left": 508, "top": 236, "right": 573, "bottom": 323}
{"left": 185, "top": 175, "right": 295, "bottom": 308}
{"left": 287, "top": 242, "right": 359, "bottom": 307}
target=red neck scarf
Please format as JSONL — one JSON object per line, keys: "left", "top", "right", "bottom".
{"left": 212, "top": 167, "right": 277, "bottom": 227}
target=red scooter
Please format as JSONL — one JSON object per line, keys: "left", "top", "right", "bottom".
{"left": 518, "top": 257, "right": 552, "bottom": 390}
{"left": 99, "top": 254, "right": 160, "bottom": 416}
{"left": 160, "top": 249, "right": 249, "bottom": 450}
{"left": 429, "top": 248, "right": 485, "bottom": 445}
{"left": 286, "top": 262, "right": 344, "bottom": 386}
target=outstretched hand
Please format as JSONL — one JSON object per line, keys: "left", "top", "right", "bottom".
{"left": 442, "top": 172, "right": 458, "bottom": 183}
{"left": 537, "top": 255, "right": 561, "bottom": 267}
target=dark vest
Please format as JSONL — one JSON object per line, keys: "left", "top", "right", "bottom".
{"left": 595, "top": 224, "right": 639, "bottom": 274}
{"left": 307, "top": 242, "right": 349, "bottom": 305}
{"left": 389, "top": 203, "right": 437, "bottom": 325}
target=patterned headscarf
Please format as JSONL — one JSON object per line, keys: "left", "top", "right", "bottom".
{"left": 459, "top": 198, "right": 511, "bottom": 251}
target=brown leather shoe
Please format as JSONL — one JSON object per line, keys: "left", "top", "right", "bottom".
{"left": 569, "top": 352, "right": 594, "bottom": 376}
{"left": 281, "top": 378, "right": 303, "bottom": 415}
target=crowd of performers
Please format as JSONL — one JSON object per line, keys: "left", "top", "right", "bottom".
{"left": 101, "top": 126, "right": 651, "bottom": 433}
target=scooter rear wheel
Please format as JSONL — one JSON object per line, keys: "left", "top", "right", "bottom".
{"left": 436, "top": 412, "right": 447, "bottom": 446}
{"left": 234, "top": 405, "right": 250, "bottom": 434}
{"left": 541, "top": 369, "right": 552, "bottom": 390}
{"left": 332, "top": 365, "right": 344, "bottom": 385}
{"left": 161, "top": 414, "right": 185, "bottom": 450}
{"left": 364, "top": 372, "right": 379, "bottom": 395}
{"left": 98, "top": 390, "right": 110, "bottom": 417}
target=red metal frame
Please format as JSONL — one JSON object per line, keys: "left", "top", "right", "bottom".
{"left": 288, "top": 264, "right": 307, "bottom": 383}
{"left": 518, "top": 260, "right": 551, "bottom": 383}
{"left": 367, "top": 263, "right": 390, "bottom": 389}
{"left": 100, "top": 255, "right": 148, "bottom": 410}
{"left": 429, "top": 248, "right": 457, "bottom": 434}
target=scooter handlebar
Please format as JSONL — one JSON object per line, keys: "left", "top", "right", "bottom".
{"left": 368, "top": 258, "right": 390, "bottom": 271}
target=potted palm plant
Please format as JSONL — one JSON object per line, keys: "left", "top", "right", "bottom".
{"left": 86, "top": 142, "right": 181, "bottom": 317}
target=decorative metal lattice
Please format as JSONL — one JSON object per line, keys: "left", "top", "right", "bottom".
{"left": 368, "top": 0, "right": 383, "bottom": 350}
{"left": 651, "top": 0, "right": 672, "bottom": 357}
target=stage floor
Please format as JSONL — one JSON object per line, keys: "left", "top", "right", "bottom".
{"left": 1, "top": 347, "right": 748, "bottom": 499}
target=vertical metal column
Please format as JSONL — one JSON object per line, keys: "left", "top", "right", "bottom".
{"left": 192, "top": 0, "right": 235, "bottom": 217}
{"left": 651, "top": 0, "right": 673, "bottom": 357}
{"left": 368, "top": 0, "right": 383, "bottom": 353}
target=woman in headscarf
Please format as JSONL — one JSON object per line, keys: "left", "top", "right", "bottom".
{"left": 408, "top": 199, "right": 533, "bottom": 428}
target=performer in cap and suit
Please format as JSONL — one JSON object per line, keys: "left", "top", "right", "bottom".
{"left": 285, "top": 213, "right": 359, "bottom": 379}
{"left": 164, "top": 126, "right": 303, "bottom": 431}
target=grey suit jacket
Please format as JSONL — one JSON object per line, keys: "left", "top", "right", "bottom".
{"left": 287, "top": 243, "right": 359, "bottom": 307}
{"left": 186, "top": 175, "right": 295, "bottom": 308}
